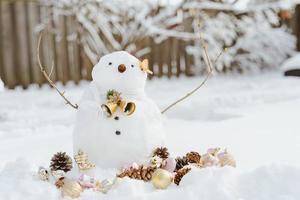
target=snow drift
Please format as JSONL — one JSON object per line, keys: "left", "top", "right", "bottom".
{"left": 0, "top": 73, "right": 299, "bottom": 199}
{"left": 1, "top": 159, "right": 300, "bottom": 200}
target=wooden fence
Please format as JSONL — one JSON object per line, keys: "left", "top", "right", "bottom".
{"left": 0, "top": 0, "right": 195, "bottom": 89}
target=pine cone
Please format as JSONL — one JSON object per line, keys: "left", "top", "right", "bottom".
{"left": 186, "top": 151, "right": 201, "bottom": 163}
{"left": 50, "top": 152, "right": 73, "bottom": 173}
{"left": 153, "top": 147, "right": 169, "bottom": 159}
{"left": 117, "top": 165, "right": 156, "bottom": 181}
{"left": 175, "top": 156, "right": 188, "bottom": 171}
{"left": 174, "top": 168, "right": 191, "bottom": 185}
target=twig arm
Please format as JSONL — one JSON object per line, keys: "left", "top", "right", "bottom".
{"left": 37, "top": 33, "right": 79, "bottom": 110}
{"left": 161, "top": 37, "right": 221, "bottom": 114}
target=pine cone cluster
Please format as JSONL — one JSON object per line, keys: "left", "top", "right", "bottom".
{"left": 153, "top": 147, "right": 169, "bottom": 159}
{"left": 175, "top": 156, "right": 188, "bottom": 171}
{"left": 117, "top": 165, "right": 156, "bottom": 181}
{"left": 50, "top": 152, "right": 73, "bottom": 173}
{"left": 174, "top": 167, "right": 191, "bottom": 185}
{"left": 186, "top": 151, "right": 201, "bottom": 163}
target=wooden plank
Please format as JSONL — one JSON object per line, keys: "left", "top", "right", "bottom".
{"left": 171, "top": 38, "right": 178, "bottom": 76}
{"left": 184, "top": 41, "right": 194, "bottom": 76}
{"left": 176, "top": 39, "right": 182, "bottom": 77}
{"left": 148, "top": 37, "right": 155, "bottom": 79}
{"left": 80, "top": 46, "right": 93, "bottom": 80}
{"left": 157, "top": 41, "right": 163, "bottom": 77}
{"left": 24, "top": 2, "right": 33, "bottom": 84}
{"left": 0, "top": 2, "right": 4, "bottom": 84}
{"left": 15, "top": 1, "right": 31, "bottom": 88}
{"left": 295, "top": 5, "right": 300, "bottom": 51}
{"left": 55, "top": 15, "right": 69, "bottom": 84}
{"left": 1, "top": 2, "right": 17, "bottom": 88}
{"left": 27, "top": 1, "right": 43, "bottom": 85}
{"left": 152, "top": 39, "right": 159, "bottom": 77}
{"left": 67, "top": 15, "right": 81, "bottom": 83}
{"left": 41, "top": 4, "right": 56, "bottom": 83}
{"left": 48, "top": 5, "right": 57, "bottom": 82}
{"left": 167, "top": 38, "right": 172, "bottom": 78}
{"left": 182, "top": 17, "right": 194, "bottom": 76}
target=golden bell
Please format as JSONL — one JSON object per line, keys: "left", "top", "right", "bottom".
{"left": 101, "top": 102, "right": 118, "bottom": 117}
{"left": 118, "top": 100, "right": 136, "bottom": 116}
{"left": 123, "top": 102, "right": 136, "bottom": 116}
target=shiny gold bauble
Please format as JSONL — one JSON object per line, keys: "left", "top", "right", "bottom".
{"left": 151, "top": 169, "right": 173, "bottom": 189}
{"left": 61, "top": 179, "right": 83, "bottom": 199}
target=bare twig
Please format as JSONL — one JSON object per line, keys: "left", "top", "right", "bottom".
{"left": 161, "top": 37, "right": 223, "bottom": 114}
{"left": 213, "top": 48, "right": 226, "bottom": 64}
{"left": 37, "top": 33, "right": 79, "bottom": 110}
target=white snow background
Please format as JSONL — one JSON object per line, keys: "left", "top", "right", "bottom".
{"left": 0, "top": 72, "right": 300, "bottom": 199}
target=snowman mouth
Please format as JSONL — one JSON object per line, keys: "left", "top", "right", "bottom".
{"left": 118, "top": 64, "right": 126, "bottom": 73}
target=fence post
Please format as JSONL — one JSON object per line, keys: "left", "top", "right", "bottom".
{"left": 67, "top": 15, "right": 81, "bottom": 83}
{"left": 295, "top": 4, "right": 300, "bottom": 51}
{"left": 15, "top": 1, "right": 31, "bottom": 88}
{"left": 0, "top": 2, "right": 3, "bottom": 83}
{"left": 166, "top": 38, "right": 172, "bottom": 78}
{"left": 1, "top": 2, "right": 18, "bottom": 89}
{"left": 55, "top": 15, "right": 70, "bottom": 84}
{"left": 27, "top": 1, "right": 43, "bottom": 86}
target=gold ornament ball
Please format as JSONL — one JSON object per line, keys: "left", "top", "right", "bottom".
{"left": 61, "top": 179, "right": 83, "bottom": 199}
{"left": 151, "top": 169, "right": 173, "bottom": 189}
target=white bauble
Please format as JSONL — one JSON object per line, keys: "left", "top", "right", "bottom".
{"left": 73, "top": 51, "right": 165, "bottom": 168}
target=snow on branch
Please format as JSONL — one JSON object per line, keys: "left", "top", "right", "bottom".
{"left": 43, "top": 0, "right": 296, "bottom": 74}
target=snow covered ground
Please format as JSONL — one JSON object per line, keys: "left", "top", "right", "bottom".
{"left": 0, "top": 72, "right": 300, "bottom": 199}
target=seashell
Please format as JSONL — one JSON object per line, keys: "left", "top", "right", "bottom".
{"left": 217, "top": 151, "right": 236, "bottom": 167}
{"left": 38, "top": 167, "right": 49, "bottom": 181}
{"left": 162, "top": 157, "right": 176, "bottom": 172}
{"left": 61, "top": 179, "right": 82, "bottom": 199}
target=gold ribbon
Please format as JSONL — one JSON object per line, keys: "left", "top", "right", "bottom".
{"left": 139, "top": 59, "right": 153, "bottom": 74}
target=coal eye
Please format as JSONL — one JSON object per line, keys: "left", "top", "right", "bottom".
{"left": 131, "top": 64, "right": 134, "bottom": 68}
{"left": 108, "top": 62, "right": 112, "bottom": 65}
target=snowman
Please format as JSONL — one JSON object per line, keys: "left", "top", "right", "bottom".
{"left": 73, "top": 51, "right": 165, "bottom": 168}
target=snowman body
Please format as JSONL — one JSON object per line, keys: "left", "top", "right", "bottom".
{"left": 73, "top": 51, "right": 165, "bottom": 168}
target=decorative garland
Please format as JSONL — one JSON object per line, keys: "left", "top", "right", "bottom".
{"left": 37, "top": 147, "right": 236, "bottom": 198}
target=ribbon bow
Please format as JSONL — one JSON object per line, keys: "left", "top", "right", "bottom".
{"left": 139, "top": 59, "right": 153, "bottom": 74}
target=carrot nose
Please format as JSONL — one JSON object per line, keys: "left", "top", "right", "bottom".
{"left": 118, "top": 64, "right": 126, "bottom": 73}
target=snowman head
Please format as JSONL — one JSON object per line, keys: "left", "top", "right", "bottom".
{"left": 92, "top": 51, "right": 147, "bottom": 93}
